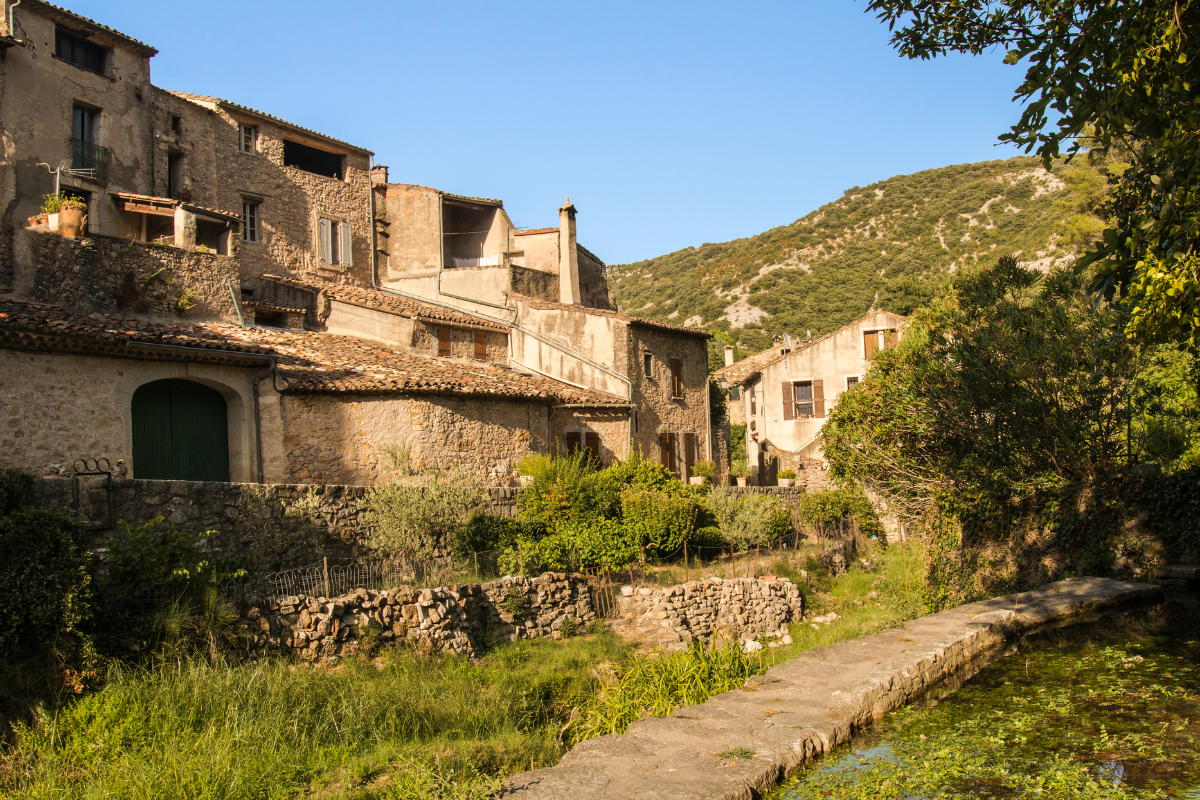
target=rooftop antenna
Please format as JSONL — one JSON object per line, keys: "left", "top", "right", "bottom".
{"left": 36, "top": 160, "right": 71, "bottom": 197}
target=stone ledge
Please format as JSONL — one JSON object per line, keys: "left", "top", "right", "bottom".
{"left": 502, "top": 577, "right": 1162, "bottom": 799}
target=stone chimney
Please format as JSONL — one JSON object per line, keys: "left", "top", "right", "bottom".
{"left": 371, "top": 164, "right": 389, "bottom": 186}
{"left": 558, "top": 197, "right": 580, "bottom": 305}
{"left": 724, "top": 345, "right": 735, "bottom": 367}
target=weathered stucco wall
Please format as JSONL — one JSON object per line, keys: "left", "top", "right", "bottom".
{"left": 512, "top": 229, "right": 558, "bottom": 273}
{"left": 0, "top": 349, "right": 261, "bottom": 482}
{"left": 275, "top": 393, "right": 550, "bottom": 486}
{"left": 379, "top": 184, "right": 441, "bottom": 278}
{"left": 511, "top": 299, "right": 630, "bottom": 398}
{"left": 27, "top": 231, "right": 239, "bottom": 321}
{"left": 577, "top": 246, "right": 611, "bottom": 310}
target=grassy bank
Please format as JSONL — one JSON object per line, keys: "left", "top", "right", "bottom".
{"left": 1, "top": 543, "right": 927, "bottom": 800}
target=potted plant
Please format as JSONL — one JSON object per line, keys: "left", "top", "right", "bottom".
{"left": 730, "top": 460, "right": 750, "bottom": 487}
{"left": 38, "top": 193, "right": 87, "bottom": 237}
{"left": 690, "top": 460, "right": 716, "bottom": 485}
{"left": 778, "top": 469, "right": 797, "bottom": 488}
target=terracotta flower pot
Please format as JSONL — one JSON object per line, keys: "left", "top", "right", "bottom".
{"left": 778, "top": 478, "right": 794, "bottom": 488}
{"left": 58, "top": 207, "right": 84, "bottom": 238}
{"left": 736, "top": 477, "right": 748, "bottom": 487}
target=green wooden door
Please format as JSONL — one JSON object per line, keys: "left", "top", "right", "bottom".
{"left": 132, "top": 379, "right": 230, "bottom": 481}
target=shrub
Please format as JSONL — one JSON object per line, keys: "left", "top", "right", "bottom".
{"left": 620, "top": 485, "right": 699, "bottom": 559}
{"left": 729, "top": 460, "right": 750, "bottom": 479}
{"left": 39, "top": 192, "right": 86, "bottom": 215}
{"left": 691, "top": 460, "right": 717, "bottom": 481}
{"left": 363, "top": 442, "right": 486, "bottom": 563}
{"left": 778, "top": 469, "right": 797, "bottom": 480}
{"left": 705, "top": 487, "right": 790, "bottom": 551}
{"left": 797, "top": 487, "right": 883, "bottom": 540}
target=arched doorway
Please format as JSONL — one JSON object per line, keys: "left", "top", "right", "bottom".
{"left": 132, "top": 379, "right": 230, "bottom": 481}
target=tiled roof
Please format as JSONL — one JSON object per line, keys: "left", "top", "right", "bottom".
{"left": 242, "top": 299, "right": 305, "bottom": 315}
{"left": 110, "top": 191, "right": 241, "bottom": 223}
{"left": 0, "top": 300, "right": 621, "bottom": 405}
{"left": 514, "top": 227, "right": 558, "bottom": 236}
{"left": 25, "top": 1, "right": 157, "bottom": 54}
{"left": 261, "top": 274, "right": 508, "bottom": 331}
{"left": 513, "top": 295, "right": 712, "bottom": 339}
{"left": 167, "top": 92, "right": 372, "bottom": 155}
{"left": 713, "top": 310, "right": 908, "bottom": 385}
{"left": 442, "top": 192, "right": 503, "bottom": 207}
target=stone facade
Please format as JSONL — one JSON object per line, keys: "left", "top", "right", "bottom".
{"left": 612, "top": 576, "right": 805, "bottom": 652}
{"left": 629, "top": 323, "right": 712, "bottom": 478}
{"left": 275, "top": 394, "right": 549, "bottom": 486}
{"left": 237, "top": 572, "right": 596, "bottom": 660}
{"left": 28, "top": 231, "right": 240, "bottom": 322}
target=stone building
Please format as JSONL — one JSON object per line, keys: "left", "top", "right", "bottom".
{"left": 0, "top": 1, "right": 712, "bottom": 487}
{"left": 714, "top": 310, "right": 905, "bottom": 483}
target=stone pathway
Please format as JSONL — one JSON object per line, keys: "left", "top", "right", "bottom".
{"left": 501, "top": 577, "right": 1161, "bottom": 799}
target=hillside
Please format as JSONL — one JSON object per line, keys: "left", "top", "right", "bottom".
{"left": 609, "top": 156, "right": 1106, "bottom": 352}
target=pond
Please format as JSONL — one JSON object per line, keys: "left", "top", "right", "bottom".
{"left": 770, "top": 591, "right": 1200, "bottom": 799}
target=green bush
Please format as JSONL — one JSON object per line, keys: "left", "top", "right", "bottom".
{"left": 0, "top": 468, "right": 91, "bottom": 654}
{"left": 705, "top": 487, "right": 790, "bottom": 551}
{"left": 729, "top": 460, "right": 750, "bottom": 479}
{"left": 39, "top": 192, "right": 87, "bottom": 215}
{"left": 796, "top": 487, "right": 883, "bottom": 540}
{"left": 620, "top": 485, "right": 699, "bottom": 558}
{"left": 453, "top": 514, "right": 543, "bottom": 560}
{"left": 691, "top": 460, "right": 716, "bottom": 481}
{"left": 778, "top": 469, "right": 797, "bottom": 480}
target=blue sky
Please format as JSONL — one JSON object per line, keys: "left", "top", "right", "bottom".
{"left": 73, "top": 0, "right": 1027, "bottom": 264}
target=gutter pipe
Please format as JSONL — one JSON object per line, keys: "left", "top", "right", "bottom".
{"left": 8, "top": 0, "right": 21, "bottom": 40}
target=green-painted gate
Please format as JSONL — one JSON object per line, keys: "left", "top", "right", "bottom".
{"left": 131, "top": 379, "right": 230, "bottom": 481}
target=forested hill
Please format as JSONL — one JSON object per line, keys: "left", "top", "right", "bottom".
{"left": 608, "top": 156, "right": 1105, "bottom": 352}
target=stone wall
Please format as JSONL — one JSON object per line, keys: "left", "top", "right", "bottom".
{"left": 612, "top": 576, "right": 804, "bottom": 652}
{"left": 28, "top": 232, "right": 240, "bottom": 322}
{"left": 276, "top": 393, "right": 548, "bottom": 486}
{"left": 628, "top": 324, "right": 712, "bottom": 478}
{"left": 237, "top": 572, "right": 595, "bottom": 660}
{"left": 509, "top": 265, "right": 558, "bottom": 303}
{"left": 30, "top": 476, "right": 527, "bottom": 571}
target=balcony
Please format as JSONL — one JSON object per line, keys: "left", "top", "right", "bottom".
{"left": 68, "top": 138, "right": 109, "bottom": 183}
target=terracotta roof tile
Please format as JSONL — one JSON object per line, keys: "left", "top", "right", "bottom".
{"left": 0, "top": 300, "right": 622, "bottom": 405}
{"left": 25, "top": 1, "right": 157, "bottom": 54}
{"left": 167, "top": 92, "right": 371, "bottom": 155}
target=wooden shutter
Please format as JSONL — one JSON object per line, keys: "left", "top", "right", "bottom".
{"left": 566, "top": 432, "right": 582, "bottom": 454}
{"left": 339, "top": 222, "right": 353, "bottom": 267}
{"left": 585, "top": 432, "right": 601, "bottom": 462}
{"left": 437, "top": 325, "right": 452, "bottom": 357}
{"left": 884, "top": 329, "right": 898, "bottom": 350}
{"left": 864, "top": 330, "right": 878, "bottom": 357}
{"left": 659, "top": 432, "right": 671, "bottom": 468}
{"left": 684, "top": 433, "right": 695, "bottom": 473}
{"left": 813, "top": 379, "right": 825, "bottom": 418}
{"left": 319, "top": 218, "right": 332, "bottom": 263}
{"left": 668, "top": 433, "right": 676, "bottom": 472}
{"left": 670, "top": 358, "right": 683, "bottom": 397}
{"left": 781, "top": 382, "right": 794, "bottom": 420}
{"left": 474, "top": 330, "right": 487, "bottom": 360}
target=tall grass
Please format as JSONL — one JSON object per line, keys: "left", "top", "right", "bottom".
{"left": 1, "top": 633, "right": 632, "bottom": 800}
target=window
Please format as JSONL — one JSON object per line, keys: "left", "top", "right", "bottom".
{"left": 782, "top": 380, "right": 825, "bottom": 420}
{"left": 729, "top": 386, "right": 741, "bottom": 401}
{"left": 438, "top": 326, "right": 452, "bottom": 357}
{"left": 319, "top": 218, "right": 353, "bottom": 268}
{"left": 585, "top": 432, "right": 601, "bottom": 462}
{"left": 658, "top": 432, "right": 676, "bottom": 473}
{"left": 669, "top": 358, "right": 684, "bottom": 399}
{"left": 239, "top": 124, "right": 258, "bottom": 154}
{"left": 684, "top": 432, "right": 696, "bottom": 476}
{"left": 171, "top": 115, "right": 183, "bottom": 134}
{"left": 56, "top": 29, "right": 106, "bottom": 73}
{"left": 864, "top": 329, "right": 898, "bottom": 357}
{"left": 72, "top": 106, "right": 98, "bottom": 143}
{"left": 474, "top": 330, "right": 487, "bottom": 361}
{"left": 565, "top": 432, "right": 581, "bottom": 454}
{"left": 643, "top": 352, "right": 653, "bottom": 377}
{"left": 846, "top": 376, "right": 860, "bottom": 390}
{"left": 242, "top": 201, "right": 259, "bottom": 243}
{"left": 167, "top": 153, "right": 185, "bottom": 199}
{"left": 284, "top": 139, "right": 344, "bottom": 179}
{"left": 750, "top": 387, "right": 757, "bottom": 416}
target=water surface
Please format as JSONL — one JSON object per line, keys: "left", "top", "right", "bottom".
{"left": 771, "top": 592, "right": 1200, "bottom": 799}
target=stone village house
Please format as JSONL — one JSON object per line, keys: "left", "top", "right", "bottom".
{"left": 0, "top": 1, "right": 712, "bottom": 488}
{"left": 714, "top": 310, "right": 905, "bottom": 484}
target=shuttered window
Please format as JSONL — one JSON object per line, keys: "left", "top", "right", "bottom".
{"left": 319, "top": 218, "right": 352, "bottom": 267}
{"left": 242, "top": 201, "right": 259, "bottom": 243}
{"left": 585, "top": 432, "right": 601, "bottom": 462}
{"left": 319, "top": 218, "right": 332, "bottom": 264}
{"left": 787, "top": 380, "right": 826, "bottom": 418}
{"left": 669, "top": 358, "right": 684, "bottom": 398}
{"left": 864, "top": 329, "right": 898, "bottom": 357}
{"left": 750, "top": 387, "right": 757, "bottom": 416}
{"left": 729, "top": 386, "right": 741, "bottom": 400}
{"left": 659, "top": 432, "right": 676, "bottom": 472}
{"left": 474, "top": 330, "right": 487, "bottom": 360}
{"left": 565, "top": 432, "right": 582, "bottom": 454}
{"left": 438, "top": 326, "right": 452, "bottom": 357}
{"left": 781, "top": 382, "right": 794, "bottom": 420}
{"left": 684, "top": 432, "right": 696, "bottom": 476}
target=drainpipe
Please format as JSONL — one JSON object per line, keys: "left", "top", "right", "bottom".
{"left": 8, "top": 0, "right": 22, "bottom": 40}
{"left": 227, "top": 279, "right": 245, "bottom": 327}
{"left": 252, "top": 360, "right": 276, "bottom": 484}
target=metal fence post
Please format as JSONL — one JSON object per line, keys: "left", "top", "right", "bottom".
{"left": 323, "top": 556, "right": 330, "bottom": 599}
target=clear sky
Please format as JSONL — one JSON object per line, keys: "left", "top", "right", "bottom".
{"left": 69, "top": 0, "right": 1027, "bottom": 264}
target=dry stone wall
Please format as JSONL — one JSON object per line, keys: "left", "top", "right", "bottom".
{"left": 238, "top": 572, "right": 595, "bottom": 660}
{"left": 613, "top": 576, "right": 804, "bottom": 651}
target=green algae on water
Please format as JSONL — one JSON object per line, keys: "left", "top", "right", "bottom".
{"left": 772, "top": 597, "right": 1200, "bottom": 799}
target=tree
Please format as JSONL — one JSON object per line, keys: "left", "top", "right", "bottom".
{"left": 866, "top": 0, "right": 1200, "bottom": 346}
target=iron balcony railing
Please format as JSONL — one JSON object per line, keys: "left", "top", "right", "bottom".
{"left": 68, "top": 137, "right": 109, "bottom": 182}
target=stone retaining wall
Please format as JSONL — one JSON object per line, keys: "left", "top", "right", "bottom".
{"left": 612, "top": 576, "right": 804, "bottom": 651}
{"left": 237, "top": 572, "right": 594, "bottom": 660}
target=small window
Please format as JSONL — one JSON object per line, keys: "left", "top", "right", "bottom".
{"left": 242, "top": 201, "right": 259, "bottom": 243}
{"left": 846, "top": 376, "right": 860, "bottom": 390}
{"left": 318, "top": 218, "right": 353, "bottom": 268}
{"left": 72, "top": 106, "right": 98, "bottom": 144}
{"left": 565, "top": 432, "right": 582, "bottom": 454}
{"left": 438, "top": 326, "right": 452, "bottom": 357}
{"left": 750, "top": 387, "right": 757, "bottom": 416}
{"left": 658, "top": 432, "right": 676, "bottom": 472}
{"left": 239, "top": 124, "right": 258, "bottom": 154}
{"left": 284, "top": 139, "right": 344, "bottom": 179}
{"left": 669, "top": 358, "right": 684, "bottom": 399}
{"left": 474, "top": 330, "right": 487, "bottom": 361}
{"left": 171, "top": 115, "right": 183, "bottom": 134}
{"left": 864, "top": 329, "right": 899, "bottom": 357}
{"left": 643, "top": 352, "right": 653, "bottom": 378}
{"left": 729, "top": 386, "right": 741, "bottom": 401}
{"left": 794, "top": 381, "right": 814, "bottom": 418}
{"left": 56, "top": 29, "right": 106, "bottom": 73}
{"left": 784, "top": 379, "right": 825, "bottom": 420}
{"left": 585, "top": 432, "right": 601, "bottom": 462}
